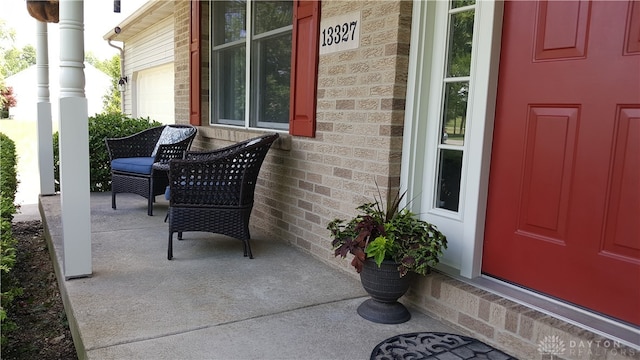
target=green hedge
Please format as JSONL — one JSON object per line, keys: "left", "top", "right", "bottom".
{"left": 0, "top": 132, "right": 21, "bottom": 346}
{"left": 53, "top": 112, "right": 162, "bottom": 192}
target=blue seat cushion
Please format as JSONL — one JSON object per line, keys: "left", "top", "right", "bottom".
{"left": 111, "top": 157, "right": 155, "bottom": 175}
{"left": 165, "top": 186, "right": 170, "bottom": 200}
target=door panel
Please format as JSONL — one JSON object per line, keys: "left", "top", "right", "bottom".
{"left": 534, "top": 0, "right": 589, "bottom": 60}
{"left": 518, "top": 106, "right": 577, "bottom": 242}
{"left": 483, "top": 0, "right": 640, "bottom": 326}
{"left": 603, "top": 107, "right": 640, "bottom": 260}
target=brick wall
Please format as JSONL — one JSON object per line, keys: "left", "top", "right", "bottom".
{"left": 173, "top": 0, "right": 413, "bottom": 272}
{"left": 278, "top": 0, "right": 411, "bottom": 268}
{"left": 405, "top": 273, "right": 639, "bottom": 360}
{"left": 174, "top": 0, "right": 190, "bottom": 127}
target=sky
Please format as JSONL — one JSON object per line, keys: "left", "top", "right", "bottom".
{"left": 1, "top": 0, "right": 148, "bottom": 60}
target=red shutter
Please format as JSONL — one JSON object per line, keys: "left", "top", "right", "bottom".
{"left": 289, "top": 0, "right": 320, "bottom": 137}
{"left": 189, "top": 1, "right": 201, "bottom": 126}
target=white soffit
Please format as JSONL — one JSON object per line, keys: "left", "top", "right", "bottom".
{"left": 103, "top": 0, "right": 175, "bottom": 42}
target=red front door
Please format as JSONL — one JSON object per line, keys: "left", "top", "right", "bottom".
{"left": 483, "top": 0, "right": 640, "bottom": 325}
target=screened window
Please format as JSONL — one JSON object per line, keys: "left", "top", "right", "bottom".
{"left": 436, "top": 1, "right": 475, "bottom": 212}
{"left": 211, "top": 0, "right": 293, "bottom": 130}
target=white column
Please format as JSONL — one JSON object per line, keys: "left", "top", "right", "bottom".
{"left": 58, "top": 0, "right": 92, "bottom": 279}
{"left": 35, "top": 21, "right": 56, "bottom": 196}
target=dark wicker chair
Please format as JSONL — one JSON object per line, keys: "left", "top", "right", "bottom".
{"left": 106, "top": 124, "right": 197, "bottom": 216}
{"left": 166, "top": 132, "right": 279, "bottom": 260}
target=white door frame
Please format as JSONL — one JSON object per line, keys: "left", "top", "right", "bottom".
{"left": 400, "top": 0, "right": 504, "bottom": 278}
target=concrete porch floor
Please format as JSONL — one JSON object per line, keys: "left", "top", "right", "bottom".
{"left": 32, "top": 192, "right": 468, "bottom": 360}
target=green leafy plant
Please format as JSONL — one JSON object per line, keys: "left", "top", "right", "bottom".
{"left": 328, "top": 188, "right": 447, "bottom": 277}
{"left": 52, "top": 112, "right": 162, "bottom": 192}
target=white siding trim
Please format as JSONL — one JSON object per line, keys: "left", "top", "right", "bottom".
{"left": 122, "top": 15, "right": 175, "bottom": 116}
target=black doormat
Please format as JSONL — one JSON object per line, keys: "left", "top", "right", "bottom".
{"left": 370, "top": 332, "right": 518, "bottom": 360}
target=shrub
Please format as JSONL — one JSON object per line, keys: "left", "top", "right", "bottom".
{"left": 0, "top": 133, "right": 18, "bottom": 208}
{"left": 53, "top": 112, "right": 162, "bottom": 192}
{"left": 0, "top": 132, "right": 21, "bottom": 346}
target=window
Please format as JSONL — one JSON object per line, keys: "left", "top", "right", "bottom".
{"left": 435, "top": 0, "right": 475, "bottom": 212}
{"left": 211, "top": 0, "right": 293, "bottom": 130}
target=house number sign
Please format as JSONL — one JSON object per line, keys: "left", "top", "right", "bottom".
{"left": 319, "top": 11, "right": 361, "bottom": 55}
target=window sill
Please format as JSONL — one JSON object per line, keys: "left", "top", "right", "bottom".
{"left": 196, "top": 125, "right": 291, "bottom": 151}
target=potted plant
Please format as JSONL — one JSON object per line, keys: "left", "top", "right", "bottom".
{"left": 327, "top": 188, "right": 447, "bottom": 324}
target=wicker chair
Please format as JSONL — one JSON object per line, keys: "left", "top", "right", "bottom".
{"left": 167, "top": 133, "right": 279, "bottom": 260}
{"left": 106, "top": 124, "right": 197, "bottom": 216}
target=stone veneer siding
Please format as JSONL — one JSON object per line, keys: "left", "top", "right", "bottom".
{"left": 172, "top": 1, "right": 639, "bottom": 359}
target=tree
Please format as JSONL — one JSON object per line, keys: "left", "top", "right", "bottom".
{"left": 0, "top": 20, "right": 17, "bottom": 50}
{"left": 443, "top": 8, "right": 474, "bottom": 137}
{"left": 2, "top": 45, "right": 36, "bottom": 78}
{"left": 0, "top": 20, "right": 35, "bottom": 79}
{"left": 86, "top": 52, "right": 121, "bottom": 113}
{"left": 0, "top": 20, "right": 16, "bottom": 81}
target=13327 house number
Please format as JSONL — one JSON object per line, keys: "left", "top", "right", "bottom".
{"left": 319, "top": 11, "right": 361, "bottom": 55}
{"left": 321, "top": 21, "right": 358, "bottom": 47}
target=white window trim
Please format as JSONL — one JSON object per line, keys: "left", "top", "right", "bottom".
{"left": 245, "top": 1, "right": 252, "bottom": 126}
{"left": 210, "top": 0, "right": 292, "bottom": 130}
{"left": 401, "top": 0, "right": 504, "bottom": 278}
